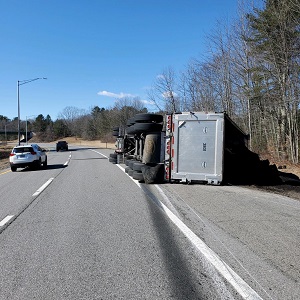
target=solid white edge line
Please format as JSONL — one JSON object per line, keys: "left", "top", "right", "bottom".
{"left": 0, "top": 215, "right": 14, "bottom": 227}
{"left": 116, "top": 163, "right": 262, "bottom": 300}
{"left": 101, "top": 153, "right": 263, "bottom": 299}
{"left": 90, "top": 149, "right": 108, "bottom": 159}
{"left": 32, "top": 178, "right": 54, "bottom": 197}
{"left": 158, "top": 199, "right": 263, "bottom": 300}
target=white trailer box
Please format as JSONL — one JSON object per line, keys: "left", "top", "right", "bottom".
{"left": 164, "top": 112, "right": 246, "bottom": 185}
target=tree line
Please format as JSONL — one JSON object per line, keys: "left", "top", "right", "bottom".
{"left": 148, "top": 0, "right": 300, "bottom": 163}
{"left": 0, "top": 98, "right": 147, "bottom": 143}
{"left": 1, "top": 0, "right": 299, "bottom": 163}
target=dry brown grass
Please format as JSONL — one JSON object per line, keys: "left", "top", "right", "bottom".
{"left": 56, "top": 137, "right": 115, "bottom": 149}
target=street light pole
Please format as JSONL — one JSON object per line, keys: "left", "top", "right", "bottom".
{"left": 17, "top": 77, "right": 47, "bottom": 145}
{"left": 25, "top": 115, "right": 37, "bottom": 144}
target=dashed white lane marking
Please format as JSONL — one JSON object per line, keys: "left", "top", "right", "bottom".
{"left": 32, "top": 178, "right": 54, "bottom": 197}
{"left": 116, "top": 163, "right": 263, "bottom": 300}
{"left": 64, "top": 154, "right": 72, "bottom": 166}
{"left": 0, "top": 215, "right": 14, "bottom": 227}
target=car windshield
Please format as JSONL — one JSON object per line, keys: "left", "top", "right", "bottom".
{"left": 14, "top": 147, "right": 34, "bottom": 154}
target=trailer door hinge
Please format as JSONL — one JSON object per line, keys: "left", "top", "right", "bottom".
{"left": 178, "top": 121, "right": 186, "bottom": 128}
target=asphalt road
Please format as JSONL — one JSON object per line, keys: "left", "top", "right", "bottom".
{"left": 0, "top": 144, "right": 299, "bottom": 299}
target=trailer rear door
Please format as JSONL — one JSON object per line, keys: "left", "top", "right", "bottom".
{"left": 170, "top": 112, "right": 224, "bottom": 184}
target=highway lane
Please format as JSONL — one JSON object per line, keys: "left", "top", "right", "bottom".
{"left": 0, "top": 145, "right": 70, "bottom": 223}
{"left": 1, "top": 144, "right": 299, "bottom": 299}
{"left": 0, "top": 145, "right": 241, "bottom": 299}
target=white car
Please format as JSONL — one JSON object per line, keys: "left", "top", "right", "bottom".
{"left": 9, "top": 144, "right": 47, "bottom": 172}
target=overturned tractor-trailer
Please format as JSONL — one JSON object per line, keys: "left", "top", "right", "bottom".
{"left": 109, "top": 112, "right": 281, "bottom": 185}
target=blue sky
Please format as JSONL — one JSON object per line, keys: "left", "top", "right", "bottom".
{"left": 0, "top": 0, "right": 240, "bottom": 121}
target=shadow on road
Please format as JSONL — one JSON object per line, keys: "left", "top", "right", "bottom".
{"left": 19, "top": 164, "right": 66, "bottom": 171}
{"left": 141, "top": 185, "right": 207, "bottom": 300}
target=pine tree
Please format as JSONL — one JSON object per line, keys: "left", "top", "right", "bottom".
{"left": 247, "top": 0, "right": 300, "bottom": 162}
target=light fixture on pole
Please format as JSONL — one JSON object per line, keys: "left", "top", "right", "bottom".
{"left": 17, "top": 77, "right": 47, "bottom": 145}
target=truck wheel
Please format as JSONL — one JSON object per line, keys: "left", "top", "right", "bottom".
{"left": 134, "top": 113, "right": 163, "bottom": 123}
{"left": 133, "top": 162, "right": 144, "bottom": 172}
{"left": 128, "top": 168, "right": 134, "bottom": 176}
{"left": 109, "top": 153, "right": 117, "bottom": 159}
{"left": 127, "top": 118, "right": 135, "bottom": 125}
{"left": 128, "top": 160, "right": 139, "bottom": 169}
{"left": 109, "top": 157, "right": 117, "bottom": 164}
{"left": 126, "top": 126, "right": 135, "bottom": 135}
{"left": 133, "top": 123, "right": 163, "bottom": 134}
{"left": 133, "top": 171, "right": 144, "bottom": 181}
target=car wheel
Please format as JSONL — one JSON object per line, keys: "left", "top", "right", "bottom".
{"left": 36, "top": 159, "right": 42, "bottom": 169}
{"left": 11, "top": 166, "right": 17, "bottom": 172}
{"left": 43, "top": 158, "right": 48, "bottom": 169}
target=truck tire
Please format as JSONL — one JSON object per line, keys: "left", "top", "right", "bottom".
{"left": 109, "top": 157, "right": 117, "bottom": 164}
{"left": 126, "top": 118, "right": 135, "bottom": 126}
{"left": 109, "top": 153, "right": 117, "bottom": 159}
{"left": 133, "top": 123, "right": 163, "bottom": 134}
{"left": 141, "top": 163, "right": 165, "bottom": 184}
{"left": 128, "top": 168, "right": 134, "bottom": 176}
{"left": 134, "top": 113, "right": 163, "bottom": 123}
{"left": 133, "top": 171, "right": 144, "bottom": 181}
{"left": 128, "top": 160, "right": 139, "bottom": 169}
{"left": 133, "top": 162, "right": 144, "bottom": 172}
{"left": 126, "top": 126, "right": 136, "bottom": 135}
{"left": 142, "top": 133, "right": 162, "bottom": 164}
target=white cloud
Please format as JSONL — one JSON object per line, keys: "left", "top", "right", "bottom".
{"left": 97, "top": 90, "right": 134, "bottom": 99}
{"left": 156, "top": 74, "right": 165, "bottom": 79}
{"left": 162, "top": 91, "right": 177, "bottom": 98}
{"left": 140, "top": 99, "right": 155, "bottom": 106}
